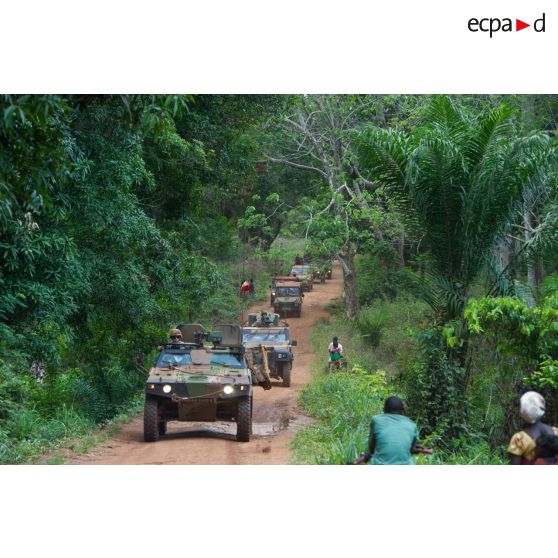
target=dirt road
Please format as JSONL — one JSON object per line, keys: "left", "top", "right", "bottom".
{"left": 64, "top": 265, "right": 342, "bottom": 464}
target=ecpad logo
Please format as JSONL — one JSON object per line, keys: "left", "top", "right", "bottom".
{"left": 468, "top": 13, "right": 546, "bottom": 37}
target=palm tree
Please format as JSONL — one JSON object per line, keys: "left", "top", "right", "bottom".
{"left": 355, "top": 96, "right": 556, "bottom": 435}
{"left": 355, "top": 96, "right": 554, "bottom": 324}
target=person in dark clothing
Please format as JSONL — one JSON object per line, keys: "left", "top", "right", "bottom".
{"left": 249, "top": 278, "right": 255, "bottom": 298}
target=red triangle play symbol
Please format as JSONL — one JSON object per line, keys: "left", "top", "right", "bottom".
{"left": 516, "top": 19, "right": 530, "bottom": 31}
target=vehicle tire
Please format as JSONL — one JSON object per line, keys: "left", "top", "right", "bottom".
{"left": 158, "top": 420, "right": 167, "bottom": 436}
{"left": 282, "top": 364, "right": 291, "bottom": 387}
{"left": 144, "top": 396, "right": 159, "bottom": 442}
{"left": 236, "top": 396, "right": 252, "bottom": 442}
{"left": 296, "top": 308, "right": 302, "bottom": 318}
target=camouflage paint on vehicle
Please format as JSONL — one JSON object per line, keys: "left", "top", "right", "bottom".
{"left": 143, "top": 324, "right": 270, "bottom": 443}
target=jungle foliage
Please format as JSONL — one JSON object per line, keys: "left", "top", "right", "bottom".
{"left": 0, "top": 94, "right": 283, "bottom": 462}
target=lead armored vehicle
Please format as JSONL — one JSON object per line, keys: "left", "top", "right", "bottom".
{"left": 143, "top": 324, "right": 270, "bottom": 443}
{"left": 242, "top": 312, "right": 297, "bottom": 387}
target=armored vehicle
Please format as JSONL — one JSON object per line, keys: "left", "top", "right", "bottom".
{"left": 308, "top": 263, "right": 325, "bottom": 283}
{"left": 143, "top": 324, "right": 271, "bottom": 443}
{"left": 273, "top": 281, "right": 304, "bottom": 317}
{"left": 241, "top": 315, "right": 297, "bottom": 387}
{"left": 271, "top": 275, "right": 302, "bottom": 304}
{"left": 290, "top": 265, "right": 313, "bottom": 291}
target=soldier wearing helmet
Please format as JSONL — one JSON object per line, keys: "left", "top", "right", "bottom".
{"left": 253, "top": 311, "right": 268, "bottom": 327}
{"left": 170, "top": 328, "right": 184, "bottom": 344}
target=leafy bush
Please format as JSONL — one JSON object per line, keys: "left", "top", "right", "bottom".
{"left": 357, "top": 307, "right": 387, "bottom": 347}
{"left": 292, "top": 367, "right": 390, "bottom": 464}
{"left": 356, "top": 249, "right": 418, "bottom": 305}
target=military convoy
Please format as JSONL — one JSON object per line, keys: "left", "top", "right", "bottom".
{"left": 143, "top": 258, "right": 335, "bottom": 443}
{"left": 143, "top": 323, "right": 271, "bottom": 443}
{"left": 241, "top": 311, "right": 297, "bottom": 387}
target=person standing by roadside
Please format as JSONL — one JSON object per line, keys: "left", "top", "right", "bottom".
{"left": 241, "top": 279, "right": 250, "bottom": 298}
{"left": 508, "top": 391, "right": 558, "bottom": 464}
{"left": 249, "top": 278, "right": 255, "bottom": 298}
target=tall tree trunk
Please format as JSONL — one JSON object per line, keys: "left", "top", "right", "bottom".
{"left": 398, "top": 229, "right": 406, "bottom": 267}
{"left": 524, "top": 210, "right": 537, "bottom": 292}
{"left": 337, "top": 246, "right": 359, "bottom": 319}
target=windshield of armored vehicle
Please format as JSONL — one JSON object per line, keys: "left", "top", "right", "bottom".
{"left": 242, "top": 330, "right": 288, "bottom": 343}
{"left": 157, "top": 351, "right": 243, "bottom": 368}
{"left": 157, "top": 351, "right": 193, "bottom": 366}
{"left": 276, "top": 287, "right": 301, "bottom": 296}
{"left": 291, "top": 267, "right": 307, "bottom": 275}
{"left": 209, "top": 353, "right": 244, "bottom": 367}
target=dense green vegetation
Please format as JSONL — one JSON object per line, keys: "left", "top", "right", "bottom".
{"left": 2, "top": 94, "right": 558, "bottom": 463}
{"left": 289, "top": 95, "right": 558, "bottom": 464}
{"left": 0, "top": 94, "right": 294, "bottom": 462}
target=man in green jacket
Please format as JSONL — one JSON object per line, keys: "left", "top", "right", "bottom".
{"left": 366, "top": 396, "right": 431, "bottom": 465}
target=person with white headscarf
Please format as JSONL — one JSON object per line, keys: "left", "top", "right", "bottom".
{"left": 508, "top": 391, "right": 558, "bottom": 465}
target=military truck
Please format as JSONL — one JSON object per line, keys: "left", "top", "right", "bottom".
{"left": 242, "top": 312, "right": 297, "bottom": 387}
{"left": 270, "top": 275, "right": 302, "bottom": 304}
{"left": 143, "top": 324, "right": 271, "bottom": 443}
{"left": 273, "top": 281, "right": 304, "bottom": 317}
{"left": 290, "top": 265, "right": 313, "bottom": 291}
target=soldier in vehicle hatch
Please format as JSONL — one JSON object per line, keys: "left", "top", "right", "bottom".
{"left": 170, "top": 329, "right": 184, "bottom": 343}
{"left": 253, "top": 311, "right": 268, "bottom": 327}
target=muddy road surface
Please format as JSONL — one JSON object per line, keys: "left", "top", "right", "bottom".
{"left": 61, "top": 265, "right": 342, "bottom": 465}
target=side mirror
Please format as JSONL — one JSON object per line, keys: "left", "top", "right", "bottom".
{"left": 291, "top": 340, "right": 298, "bottom": 346}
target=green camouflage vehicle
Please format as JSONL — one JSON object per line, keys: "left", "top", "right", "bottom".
{"left": 308, "top": 263, "right": 325, "bottom": 283}
{"left": 143, "top": 324, "right": 270, "bottom": 443}
{"left": 290, "top": 265, "right": 313, "bottom": 291}
{"left": 270, "top": 275, "right": 302, "bottom": 304}
{"left": 242, "top": 312, "right": 297, "bottom": 387}
{"left": 273, "top": 281, "right": 304, "bottom": 318}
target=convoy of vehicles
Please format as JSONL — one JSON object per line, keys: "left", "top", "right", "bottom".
{"left": 143, "top": 258, "right": 335, "bottom": 443}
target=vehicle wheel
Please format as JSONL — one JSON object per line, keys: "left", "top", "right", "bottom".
{"left": 282, "top": 364, "right": 291, "bottom": 387}
{"left": 158, "top": 420, "right": 167, "bottom": 436}
{"left": 144, "top": 396, "right": 159, "bottom": 442}
{"left": 236, "top": 397, "right": 252, "bottom": 442}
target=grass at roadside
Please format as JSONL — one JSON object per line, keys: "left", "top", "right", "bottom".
{"left": 291, "top": 296, "right": 508, "bottom": 465}
{"left": 3, "top": 395, "right": 145, "bottom": 465}
{"left": 291, "top": 296, "right": 427, "bottom": 464}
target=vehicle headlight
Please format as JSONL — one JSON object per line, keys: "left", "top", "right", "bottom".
{"left": 163, "top": 384, "right": 172, "bottom": 393}
{"left": 223, "top": 385, "right": 234, "bottom": 394}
